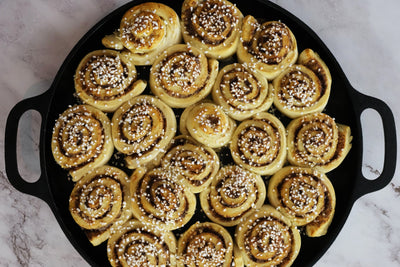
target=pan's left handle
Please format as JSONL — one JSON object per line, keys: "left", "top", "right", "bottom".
{"left": 4, "top": 90, "right": 53, "bottom": 203}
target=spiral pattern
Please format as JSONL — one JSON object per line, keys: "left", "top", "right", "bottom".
{"left": 200, "top": 165, "right": 266, "bottom": 227}
{"left": 161, "top": 135, "right": 220, "bottom": 193}
{"left": 107, "top": 219, "right": 177, "bottom": 267}
{"left": 181, "top": 0, "right": 243, "bottom": 59}
{"left": 150, "top": 44, "right": 219, "bottom": 108}
{"left": 130, "top": 168, "right": 196, "bottom": 231}
{"left": 177, "top": 222, "right": 234, "bottom": 267}
{"left": 238, "top": 16, "right": 298, "bottom": 80}
{"left": 69, "top": 165, "right": 131, "bottom": 246}
{"left": 287, "top": 113, "right": 352, "bottom": 173}
{"left": 51, "top": 105, "right": 113, "bottom": 182}
{"left": 235, "top": 205, "right": 301, "bottom": 267}
{"left": 230, "top": 112, "right": 287, "bottom": 175}
{"left": 212, "top": 63, "right": 273, "bottom": 121}
{"left": 111, "top": 95, "right": 176, "bottom": 169}
{"left": 74, "top": 49, "right": 146, "bottom": 112}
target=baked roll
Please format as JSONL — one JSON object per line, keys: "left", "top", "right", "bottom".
{"left": 180, "top": 102, "right": 236, "bottom": 148}
{"left": 230, "top": 112, "right": 287, "bottom": 175}
{"left": 237, "top": 16, "right": 298, "bottom": 80}
{"left": 51, "top": 105, "right": 113, "bottom": 182}
{"left": 268, "top": 166, "right": 336, "bottom": 237}
{"left": 272, "top": 48, "right": 332, "bottom": 118}
{"left": 150, "top": 44, "right": 219, "bottom": 108}
{"left": 111, "top": 95, "right": 177, "bottom": 169}
{"left": 235, "top": 205, "right": 301, "bottom": 267}
{"left": 181, "top": 0, "right": 243, "bottom": 59}
{"left": 212, "top": 63, "right": 273, "bottom": 121}
{"left": 107, "top": 219, "right": 177, "bottom": 267}
{"left": 102, "top": 2, "right": 181, "bottom": 65}
{"left": 286, "top": 112, "right": 352, "bottom": 173}
{"left": 161, "top": 135, "right": 220, "bottom": 193}
{"left": 74, "top": 49, "right": 146, "bottom": 112}
{"left": 130, "top": 167, "right": 196, "bottom": 231}
{"left": 200, "top": 165, "right": 266, "bottom": 227}
{"left": 69, "top": 165, "right": 131, "bottom": 246}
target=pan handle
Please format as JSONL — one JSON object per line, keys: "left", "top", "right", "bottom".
{"left": 4, "top": 90, "right": 53, "bottom": 203}
{"left": 349, "top": 87, "right": 397, "bottom": 200}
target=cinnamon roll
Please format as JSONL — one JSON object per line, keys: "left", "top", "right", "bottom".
{"left": 286, "top": 112, "right": 352, "bottom": 173}
{"left": 180, "top": 102, "right": 236, "bottom": 148}
{"left": 272, "top": 49, "right": 332, "bottom": 118}
{"left": 161, "top": 135, "right": 220, "bottom": 193}
{"left": 74, "top": 49, "right": 147, "bottom": 112}
{"left": 102, "top": 2, "right": 181, "bottom": 66}
{"left": 200, "top": 165, "right": 266, "bottom": 227}
{"left": 237, "top": 16, "right": 298, "bottom": 80}
{"left": 51, "top": 105, "right": 113, "bottom": 182}
{"left": 181, "top": 0, "right": 243, "bottom": 59}
{"left": 177, "top": 221, "right": 235, "bottom": 267}
{"left": 230, "top": 112, "right": 287, "bottom": 175}
{"left": 69, "top": 165, "right": 131, "bottom": 246}
{"left": 111, "top": 95, "right": 177, "bottom": 169}
{"left": 150, "top": 44, "right": 219, "bottom": 108}
{"left": 130, "top": 167, "right": 196, "bottom": 231}
{"left": 235, "top": 205, "right": 301, "bottom": 267}
{"left": 212, "top": 63, "right": 273, "bottom": 121}
{"left": 107, "top": 219, "right": 177, "bottom": 267}
{"left": 268, "top": 166, "right": 336, "bottom": 237}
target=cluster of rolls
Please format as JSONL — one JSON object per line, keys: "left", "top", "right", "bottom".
{"left": 51, "top": 0, "right": 353, "bottom": 266}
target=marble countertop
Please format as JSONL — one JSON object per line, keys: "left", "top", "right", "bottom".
{"left": 1, "top": 0, "right": 399, "bottom": 266}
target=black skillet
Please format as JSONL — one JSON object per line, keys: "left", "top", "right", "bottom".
{"left": 4, "top": 0, "right": 397, "bottom": 266}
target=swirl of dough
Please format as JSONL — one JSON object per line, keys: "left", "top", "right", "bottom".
{"left": 237, "top": 16, "right": 298, "bottom": 80}
{"left": 130, "top": 168, "right": 196, "bottom": 231}
{"left": 230, "top": 112, "right": 287, "bottom": 175}
{"left": 212, "top": 63, "right": 273, "bottom": 121}
{"left": 111, "top": 95, "right": 177, "bottom": 169}
{"left": 181, "top": 0, "right": 243, "bottom": 59}
{"left": 200, "top": 165, "right": 266, "bottom": 227}
{"left": 235, "top": 205, "right": 301, "bottom": 267}
{"left": 107, "top": 219, "right": 177, "bottom": 267}
{"left": 177, "top": 221, "right": 235, "bottom": 267}
{"left": 74, "top": 49, "right": 147, "bottom": 112}
{"left": 268, "top": 166, "right": 336, "bottom": 237}
{"left": 150, "top": 44, "right": 219, "bottom": 108}
{"left": 286, "top": 112, "right": 352, "bottom": 173}
{"left": 69, "top": 165, "right": 131, "bottom": 246}
{"left": 51, "top": 105, "right": 114, "bottom": 182}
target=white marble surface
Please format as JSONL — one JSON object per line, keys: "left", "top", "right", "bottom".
{"left": 1, "top": 0, "right": 399, "bottom": 266}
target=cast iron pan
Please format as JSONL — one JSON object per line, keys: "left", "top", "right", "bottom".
{"left": 4, "top": 0, "right": 397, "bottom": 266}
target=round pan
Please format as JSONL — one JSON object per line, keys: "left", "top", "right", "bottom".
{"left": 4, "top": 0, "right": 397, "bottom": 266}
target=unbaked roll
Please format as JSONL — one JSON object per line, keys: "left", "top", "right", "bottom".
{"left": 177, "top": 221, "right": 235, "bottom": 267}
{"left": 74, "top": 49, "right": 146, "bottom": 112}
{"left": 130, "top": 167, "right": 196, "bottom": 231}
{"left": 180, "top": 102, "right": 236, "bottom": 148}
{"left": 181, "top": 0, "right": 243, "bottom": 59}
{"left": 150, "top": 44, "right": 219, "bottom": 108}
{"left": 51, "top": 105, "right": 113, "bottom": 182}
{"left": 102, "top": 2, "right": 181, "bottom": 66}
{"left": 268, "top": 166, "right": 336, "bottom": 237}
{"left": 111, "top": 95, "right": 177, "bottom": 169}
{"left": 237, "top": 16, "right": 298, "bottom": 80}
{"left": 272, "top": 49, "right": 332, "bottom": 118}
{"left": 69, "top": 165, "right": 131, "bottom": 246}
{"left": 230, "top": 112, "right": 287, "bottom": 175}
{"left": 212, "top": 63, "right": 273, "bottom": 121}
{"left": 107, "top": 219, "right": 177, "bottom": 267}
{"left": 200, "top": 165, "right": 266, "bottom": 227}
{"left": 235, "top": 205, "right": 301, "bottom": 267}
{"left": 286, "top": 112, "right": 352, "bottom": 173}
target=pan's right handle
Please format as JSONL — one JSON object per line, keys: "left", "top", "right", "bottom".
{"left": 4, "top": 90, "right": 53, "bottom": 203}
